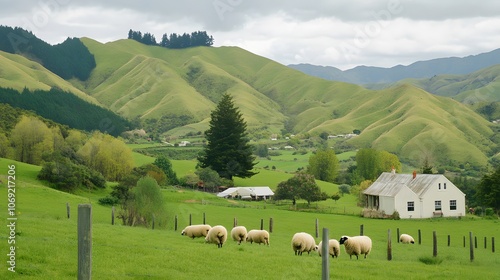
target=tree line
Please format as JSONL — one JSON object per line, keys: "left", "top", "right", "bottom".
{"left": 127, "top": 29, "right": 214, "bottom": 48}
{"left": 0, "top": 87, "right": 131, "bottom": 136}
{"left": 0, "top": 25, "right": 96, "bottom": 80}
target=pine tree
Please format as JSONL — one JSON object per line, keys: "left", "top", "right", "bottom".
{"left": 197, "top": 94, "right": 257, "bottom": 180}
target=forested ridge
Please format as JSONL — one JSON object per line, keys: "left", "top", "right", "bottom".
{"left": 0, "top": 87, "right": 131, "bottom": 136}
{"left": 127, "top": 29, "right": 214, "bottom": 48}
{"left": 0, "top": 25, "right": 96, "bottom": 80}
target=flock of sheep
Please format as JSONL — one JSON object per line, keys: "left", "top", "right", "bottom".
{"left": 181, "top": 224, "right": 415, "bottom": 259}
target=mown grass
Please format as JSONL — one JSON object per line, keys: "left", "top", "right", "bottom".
{"left": 1, "top": 158, "right": 499, "bottom": 279}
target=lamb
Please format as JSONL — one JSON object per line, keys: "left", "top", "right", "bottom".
{"left": 181, "top": 224, "right": 212, "bottom": 239}
{"left": 291, "top": 232, "right": 318, "bottom": 256}
{"left": 399, "top": 233, "right": 415, "bottom": 244}
{"left": 231, "top": 226, "right": 248, "bottom": 245}
{"left": 246, "top": 229, "right": 270, "bottom": 246}
{"left": 339, "top": 235, "right": 372, "bottom": 259}
{"left": 205, "top": 225, "right": 228, "bottom": 248}
{"left": 318, "top": 239, "right": 341, "bottom": 258}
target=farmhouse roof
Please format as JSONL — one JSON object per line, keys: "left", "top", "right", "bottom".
{"left": 363, "top": 172, "right": 458, "bottom": 197}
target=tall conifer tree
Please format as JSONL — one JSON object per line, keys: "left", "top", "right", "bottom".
{"left": 197, "top": 94, "right": 257, "bottom": 180}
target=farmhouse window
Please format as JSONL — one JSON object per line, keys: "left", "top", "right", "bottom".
{"left": 438, "top": 183, "right": 441, "bottom": 190}
{"left": 444, "top": 183, "right": 447, "bottom": 190}
{"left": 450, "top": 200, "right": 457, "bottom": 210}
{"left": 407, "top": 201, "right": 414, "bottom": 212}
{"left": 435, "top": 200, "right": 442, "bottom": 211}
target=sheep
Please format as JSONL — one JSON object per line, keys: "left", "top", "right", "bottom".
{"left": 318, "top": 239, "right": 341, "bottom": 258}
{"left": 399, "top": 233, "right": 415, "bottom": 244}
{"left": 181, "top": 224, "right": 212, "bottom": 239}
{"left": 291, "top": 232, "right": 318, "bottom": 256}
{"left": 205, "top": 225, "right": 228, "bottom": 248}
{"left": 231, "top": 226, "right": 248, "bottom": 245}
{"left": 339, "top": 235, "right": 372, "bottom": 259}
{"left": 246, "top": 229, "right": 270, "bottom": 246}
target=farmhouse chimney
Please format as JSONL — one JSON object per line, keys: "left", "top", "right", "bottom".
{"left": 413, "top": 170, "right": 417, "bottom": 179}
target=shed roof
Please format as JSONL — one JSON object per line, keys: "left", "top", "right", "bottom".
{"left": 363, "top": 172, "right": 451, "bottom": 197}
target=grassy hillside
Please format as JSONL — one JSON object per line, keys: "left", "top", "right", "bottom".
{"left": 1, "top": 158, "right": 499, "bottom": 279}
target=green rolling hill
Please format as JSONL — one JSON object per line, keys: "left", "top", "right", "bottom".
{"left": 0, "top": 36, "right": 497, "bottom": 167}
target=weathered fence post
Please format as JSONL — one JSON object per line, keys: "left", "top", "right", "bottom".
{"left": 189, "top": 214, "right": 192, "bottom": 226}
{"left": 111, "top": 206, "right": 115, "bottom": 225}
{"left": 463, "top": 236, "right": 466, "bottom": 247}
{"left": 260, "top": 218, "right": 264, "bottom": 230}
{"left": 475, "top": 236, "right": 477, "bottom": 249}
{"left": 321, "top": 228, "right": 329, "bottom": 280}
{"left": 152, "top": 214, "right": 155, "bottom": 230}
{"left": 418, "top": 229, "right": 421, "bottom": 245}
{"left": 67, "top": 202, "right": 70, "bottom": 219}
{"left": 492, "top": 237, "right": 495, "bottom": 253}
{"left": 174, "top": 215, "right": 178, "bottom": 231}
{"left": 315, "top": 219, "right": 319, "bottom": 238}
{"left": 387, "top": 229, "right": 392, "bottom": 261}
{"left": 360, "top": 224, "right": 364, "bottom": 236}
{"left": 203, "top": 212, "right": 206, "bottom": 225}
{"left": 470, "top": 232, "right": 474, "bottom": 262}
{"left": 433, "top": 231, "right": 437, "bottom": 257}
{"left": 396, "top": 228, "right": 400, "bottom": 243}
{"left": 233, "top": 217, "right": 237, "bottom": 227}
{"left": 448, "top": 235, "right": 450, "bottom": 247}
{"left": 484, "top": 237, "right": 487, "bottom": 249}
{"left": 78, "top": 204, "right": 92, "bottom": 280}
{"left": 269, "top": 218, "right": 273, "bottom": 233}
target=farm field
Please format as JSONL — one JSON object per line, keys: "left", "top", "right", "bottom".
{"left": 1, "top": 158, "right": 499, "bottom": 279}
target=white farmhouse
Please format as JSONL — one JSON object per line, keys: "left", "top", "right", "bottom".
{"left": 363, "top": 171, "right": 466, "bottom": 219}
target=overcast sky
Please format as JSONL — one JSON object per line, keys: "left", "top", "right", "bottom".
{"left": 1, "top": 0, "right": 500, "bottom": 69}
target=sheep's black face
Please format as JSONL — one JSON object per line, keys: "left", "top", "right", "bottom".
{"left": 339, "top": 236, "right": 348, "bottom": 244}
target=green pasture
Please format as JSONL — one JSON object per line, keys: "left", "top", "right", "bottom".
{"left": 0, "top": 158, "right": 499, "bottom": 279}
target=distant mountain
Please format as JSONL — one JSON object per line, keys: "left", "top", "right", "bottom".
{"left": 0, "top": 31, "right": 496, "bottom": 167}
{"left": 289, "top": 48, "right": 500, "bottom": 85}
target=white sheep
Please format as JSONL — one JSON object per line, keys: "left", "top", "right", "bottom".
{"left": 339, "top": 235, "right": 372, "bottom": 259}
{"left": 246, "top": 229, "right": 270, "bottom": 246}
{"left": 205, "top": 225, "right": 228, "bottom": 248}
{"left": 231, "top": 226, "right": 248, "bottom": 245}
{"left": 181, "top": 224, "right": 212, "bottom": 239}
{"left": 399, "top": 233, "right": 415, "bottom": 244}
{"left": 291, "top": 232, "right": 318, "bottom": 256}
{"left": 318, "top": 239, "right": 341, "bottom": 258}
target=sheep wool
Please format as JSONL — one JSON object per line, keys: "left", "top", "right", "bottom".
{"left": 318, "top": 239, "right": 341, "bottom": 258}
{"left": 291, "top": 232, "right": 318, "bottom": 256}
{"left": 246, "top": 229, "right": 270, "bottom": 246}
{"left": 339, "top": 235, "right": 372, "bottom": 259}
{"left": 231, "top": 226, "right": 248, "bottom": 245}
{"left": 181, "top": 224, "right": 212, "bottom": 239}
{"left": 399, "top": 233, "right": 415, "bottom": 244}
{"left": 205, "top": 225, "right": 228, "bottom": 248}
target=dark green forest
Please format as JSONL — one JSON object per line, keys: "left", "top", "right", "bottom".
{"left": 0, "top": 87, "right": 131, "bottom": 136}
{"left": 128, "top": 29, "right": 214, "bottom": 48}
{"left": 0, "top": 26, "right": 96, "bottom": 80}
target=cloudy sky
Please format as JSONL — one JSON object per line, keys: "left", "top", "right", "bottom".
{"left": 1, "top": 0, "right": 500, "bottom": 69}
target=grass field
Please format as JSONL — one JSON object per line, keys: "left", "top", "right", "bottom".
{"left": 1, "top": 157, "right": 499, "bottom": 279}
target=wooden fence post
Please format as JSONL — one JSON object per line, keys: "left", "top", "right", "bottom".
{"left": 203, "top": 212, "right": 206, "bottom": 225}
{"left": 152, "top": 214, "right": 155, "bottom": 230}
{"left": 67, "top": 202, "right": 70, "bottom": 219}
{"left": 269, "top": 218, "right": 273, "bottom": 233}
{"left": 433, "top": 231, "right": 437, "bottom": 257}
{"left": 484, "top": 237, "right": 487, "bottom": 249}
{"left": 448, "top": 235, "right": 450, "bottom": 247}
{"left": 189, "top": 214, "right": 192, "bottom": 226}
{"left": 234, "top": 217, "right": 237, "bottom": 227}
{"left": 78, "top": 204, "right": 92, "bottom": 280}
{"left": 470, "top": 232, "right": 474, "bottom": 262}
{"left": 260, "top": 219, "right": 264, "bottom": 230}
{"left": 475, "top": 236, "right": 477, "bottom": 249}
{"left": 111, "top": 206, "right": 115, "bottom": 225}
{"left": 492, "top": 237, "right": 495, "bottom": 253}
{"left": 418, "top": 229, "right": 421, "bottom": 245}
{"left": 387, "top": 229, "right": 392, "bottom": 261}
{"left": 360, "top": 224, "right": 364, "bottom": 236}
{"left": 174, "top": 215, "right": 178, "bottom": 231}
{"left": 396, "top": 228, "right": 400, "bottom": 243}
{"left": 321, "top": 228, "right": 329, "bottom": 280}
{"left": 463, "top": 236, "right": 466, "bottom": 247}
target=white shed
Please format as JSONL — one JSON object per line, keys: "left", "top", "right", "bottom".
{"left": 363, "top": 172, "right": 466, "bottom": 219}
{"left": 217, "top": 186, "right": 274, "bottom": 200}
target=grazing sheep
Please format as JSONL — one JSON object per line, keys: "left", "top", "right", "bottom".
{"left": 231, "top": 226, "right": 248, "bottom": 245}
{"left": 291, "top": 232, "right": 318, "bottom": 256}
{"left": 399, "top": 233, "right": 415, "bottom": 244}
{"left": 246, "top": 229, "right": 270, "bottom": 245}
{"left": 205, "top": 225, "right": 228, "bottom": 248}
{"left": 318, "top": 239, "right": 341, "bottom": 258}
{"left": 181, "top": 224, "right": 212, "bottom": 239}
{"left": 339, "top": 235, "right": 372, "bottom": 259}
